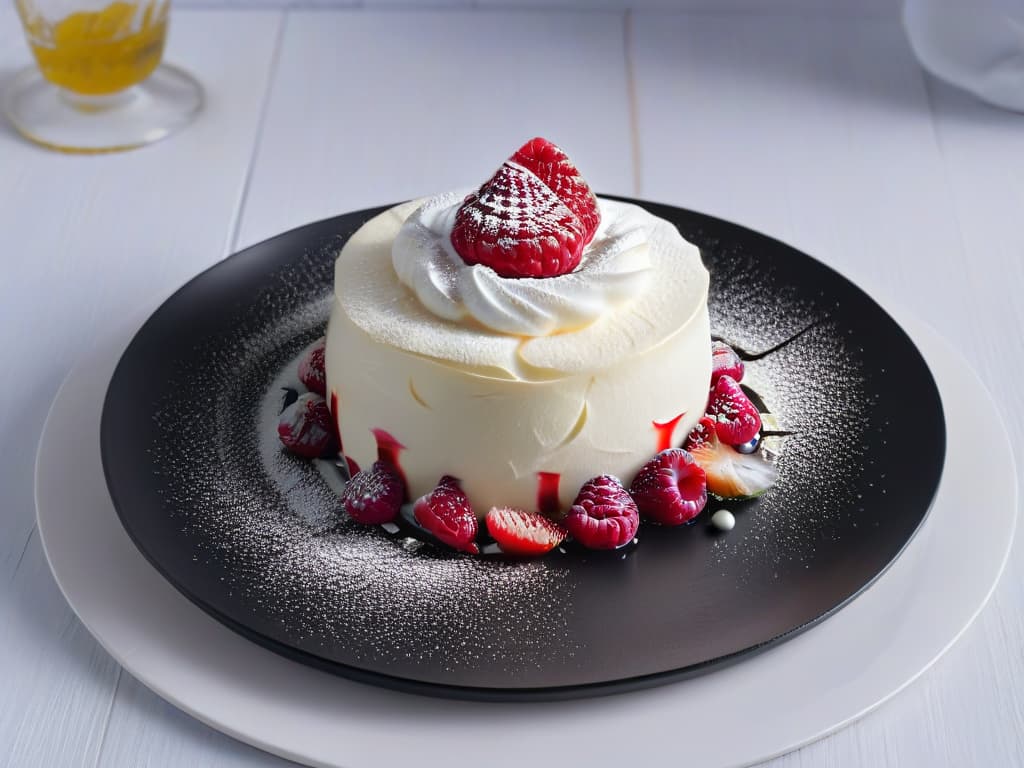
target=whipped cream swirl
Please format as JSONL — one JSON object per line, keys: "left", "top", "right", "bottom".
{"left": 392, "top": 192, "right": 653, "bottom": 337}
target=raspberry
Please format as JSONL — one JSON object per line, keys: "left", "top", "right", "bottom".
{"left": 277, "top": 393, "right": 336, "bottom": 458}
{"left": 629, "top": 448, "right": 707, "bottom": 526}
{"left": 711, "top": 340, "right": 744, "bottom": 384}
{"left": 565, "top": 475, "right": 639, "bottom": 550}
{"left": 707, "top": 375, "right": 761, "bottom": 446}
{"left": 298, "top": 337, "right": 327, "bottom": 396}
{"left": 413, "top": 476, "right": 479, "bottom": 554}
{"left": 511, "top": 137, "right": 601, "bottom": 243}
{"left": 450, "top": 162, "right": 585, "bottom": 279}
{"left": 341, "top": 461, "right": 404, "bottom": 525}
{"left": 683, "top": 416, "right": 718, "bottom": 452}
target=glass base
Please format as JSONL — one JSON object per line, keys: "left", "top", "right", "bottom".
{"left": 3, "top": 64, "right": 203, "bottom": 154}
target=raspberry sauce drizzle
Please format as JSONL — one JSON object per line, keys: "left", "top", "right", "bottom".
{"left": 653, "top": 413, "right": 686, "bottom": 452}
{"left": 371, "top": 428, "right": 408, "bottom": 499}
{"left": 329, "top": 391, "right": 342, "bottom": 449}
{"left": 536, "top": 472, "right": 562, "bottom": 517}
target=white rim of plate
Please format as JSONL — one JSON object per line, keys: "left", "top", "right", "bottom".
{"left": 34, "top": 302, "right": 1017, "bottom": 768}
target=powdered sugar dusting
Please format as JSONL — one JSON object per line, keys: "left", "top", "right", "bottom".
{"left": 466, "top": 161, "right": 578, "bottom": 239}
{"left": 123, "top": 207, "right": 937, "bottom": 694}
{"left": 696, "top": 237, "right": 873, "bottom": 576}
{"left": 151, "top": 244, "right": 580, "bottom": 676}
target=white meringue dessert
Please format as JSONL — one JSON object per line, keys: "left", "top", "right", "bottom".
{"left": 325, "top": 181, "right": 711, "bottom": 518}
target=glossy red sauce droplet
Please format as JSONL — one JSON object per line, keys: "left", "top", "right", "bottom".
{"left": 653, "top": 412, "right": 686, "bottom": 452}
{"left": 536, "top": 471, "right": 562, "bottom": 517}
{"left": 371, "top": 428, "right": 408, "bottom": 499}
{"left": 329, "top": 390, "right": 344, "bottom": 451}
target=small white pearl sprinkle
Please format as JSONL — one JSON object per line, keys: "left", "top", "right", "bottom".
{"left": 711, "top": 509, "right": 735, "bottom": 531}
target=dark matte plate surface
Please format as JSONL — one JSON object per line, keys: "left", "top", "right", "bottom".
{"left": 101, "top": 199, "right": 945, "bottom": 700}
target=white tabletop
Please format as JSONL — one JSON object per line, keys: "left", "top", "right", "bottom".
{"left": 1, "top": 4, "right": 1022, "bottom": 766}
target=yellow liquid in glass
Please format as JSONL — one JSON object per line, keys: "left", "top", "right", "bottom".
{"left": 26, "top": 1, "right": 167, "bottom": 96}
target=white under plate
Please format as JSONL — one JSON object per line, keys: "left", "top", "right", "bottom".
{"left": 34, "top": 308, "right": 1017, "bottom": 768}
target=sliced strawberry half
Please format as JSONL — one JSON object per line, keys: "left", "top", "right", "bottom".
{"left": 450, "top": 161, "right": 586, "bottom": 278}
{"left": 689, "top": 428, "right": 778, "bottom": 500}
{"left": 510, "top": 137, "right": 601, "bottom": 244}
{"left": 565, "top": 475, "right": 639, "bottom": 550}
{"left": 486, "top": 506, "right": 567, "bottom": 557}
{"left": 341, "top": 461, "right": 404, "bottom": 525}
{"left": 277, "top": 393, "right": 337, "bottom": 458}
{"left": 707, "top": 374, "right": 761, "bottom": 446}
{"left": 629, "top": 448, "right": 708, "bottom": 526}
{"left": 413, "top": 476, "right": 479, "bottom": 554}
{"left": 711, "top": 340, "right": 744, "bottom": 384}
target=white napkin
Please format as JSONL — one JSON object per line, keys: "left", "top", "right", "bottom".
{"left": 903, "top": 0, "right": 1024, "bottom": 112}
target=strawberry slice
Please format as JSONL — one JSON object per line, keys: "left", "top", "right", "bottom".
{"left": 707, "top": 375, "right": 761, "bottom": 446}
{"left": 629, "top": 448, "right": 708, "bottom": 526}
{"left": 689, "top": 428, "right": 778, "bottom": 500}
{"left": 565, "top": 475, "right": 639, "bottom": 550}
{"left": 450, "top": 162, "right": 586, "bottom": 278}
{"left": 298, "top": 336, "right": 327, "bottom": 396}
{"left": 485, "top": 506, "right": 567, "bottom": 557}
{"left": 510, "top": 137, "right": 601, "bottom": 244}
{"left": 711, "top": 340, "right": 744, "bottom": 384}
{"left": 341, "top": 461, "right": 404, "bottom": 525}
{"left": 277, "top": 393, "right": 337, "bottom": 458}
{"left": 413, "top": 476, "right": 479, "bottom": 554}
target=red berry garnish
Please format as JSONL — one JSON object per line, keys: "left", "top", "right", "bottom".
{"left": 683, "top": 416, "right": 718, "bottom": 452}
{"left": 341, "top": 461, "right": 404, "bottom": 525}
{"left": 711, "top": 340, "right": 744, "bottom": 384}
{"left": 450, "top": 162, "right": 586, "bottom": 278}
{"left": 707, "top": 375, "right": 761, "bottom": 446}
{"left": 485, "top": 506, "right": 567, "bottom": 557}
{"left": 510, "top": 137, "right": 601, "bottom": 243}
{"left": 629, "top": 448, "right": 707, "bottom": 526}
{"left": 277, "top": 393, "right": 337, "bottom": 458}
{"left": 298, "top": 337, "right": 326, "bottom": 396}
{"left": 413, "top": 476, "right": 479, "bottom": 554}
{"left": 565, "top": 475, "right": 639, "bottom": 550}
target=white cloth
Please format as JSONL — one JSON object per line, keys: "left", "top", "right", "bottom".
{"left": 903, "top": 0, "right": 1024, "bottom": 112}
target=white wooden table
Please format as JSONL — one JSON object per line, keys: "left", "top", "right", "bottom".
{"left": 2, "top": 4, "right": 1022, "bottom": 766}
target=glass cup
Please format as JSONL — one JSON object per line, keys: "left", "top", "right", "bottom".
{"left": 5, "top": 0, "right": 202, "bottom": 152}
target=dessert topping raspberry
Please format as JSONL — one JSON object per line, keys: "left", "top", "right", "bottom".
{"left": 277, "top": 393, "right": 337, "bottom": 458}
{"left": 510, "top": 137, "right": 601, "bottom": 243}
{"left": 629, "top": 448, "right": 708, "bottom": 526}
{"left": 711, "top": 340, "right": 744, "bottom": 384}
{"left": 683, "top": 416, "right": 718, "bottom": 452}
{"left": 450, "top": 161, "right": 586, "bottom": 279}
{"left": 341, "top": 461, "right": 404, "bottom": 525}
{"left": 298, "top": 337, "right": 327, "bottom": 396}
{"left": 413, "top": 475, "right": 480, "bottom": 554}
{"left": 565, "top": 475, "right": 639, "bottom": 550}
{"left": 707, "top": 375, "right": 761, "bottom": 446}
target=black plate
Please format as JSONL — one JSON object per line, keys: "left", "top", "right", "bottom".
{"left": 101, "top": 199, "right": 945, "bottom": 700}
